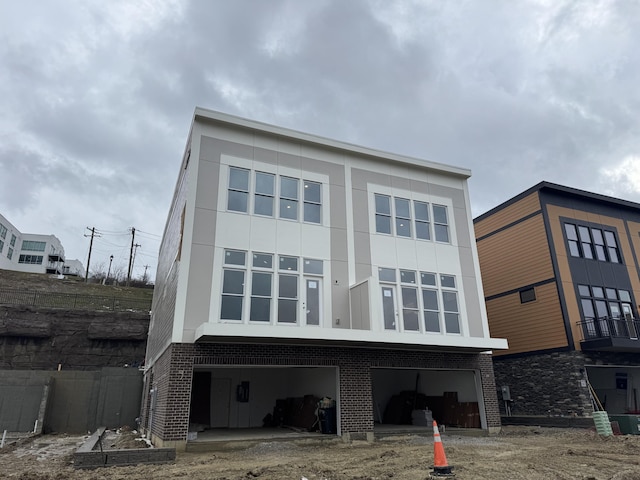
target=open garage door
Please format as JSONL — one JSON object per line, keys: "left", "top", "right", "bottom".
{"left": 189, "top": 366, "right": 338, "bottom": 436}
{"left": 586, "top": 366, "right": 640, "bottom": 415}
{"left": 371, "top": 368, "right": 485, "bottom": 429}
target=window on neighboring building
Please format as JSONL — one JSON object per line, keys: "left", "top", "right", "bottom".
{"left": 433, "top": 205, "right": 450, "bottom": 243}
{"left": 604, "top": 231, "right": 620, "bottom": 263}
{"left": 228, "top": 167, "right": 250, "bottom": 213}
{"left": 303, "top": 180, "right": 322, "bottom": 224}
{"left": 578, "top": 284, "right": 635, "bottom": 338}
{"left": 519, "top": 287, "right": 536, "bottom": 303}
{"left": 564, "top": 222, "right": 622, "bottom": 264}
{"left": 7, "top": 247, "right": 13, "bottom": 260}
{"left": 254, "top": 172, "right": 275, "bottom": 217}
{"left": 21, "top": 240, "right": 46, "bottom": 252}
{"left": 18, "top": 254, "right": 43, "bottom": 264}
{"left": 279, "top": 177, "right": 299, "bottom": 221}
{"left": 0, "top": 240, "right": 3, "bottom": 254}
{"left": 414, "top": 201, "right": 431, "bottom": 240}
{"left": 0, "top": 224, "right": 6, "bottom": 239}
{"left": 10, "top": 234, "right": 15, "bottom": 247}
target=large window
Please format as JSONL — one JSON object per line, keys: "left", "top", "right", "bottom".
{"left": 7, "top": 247, "right": 13, "bottom": 260}
{"left": 378, "top": 267, "right": 461, "bottom": 335}
{"left": 578, "top": 284, "right": 635, "bottom": 338}
{"left": 228, "top": 167, "right": 323, "bottom": 224}
{"left": 220, "top": 249, "right": 323, "bottom": 326}
{"left": 10, "top": 234, "right": 15, "bottom": 247}
{"left": 21, "top": 240, "right": 46, "bottom": 252}
{"left": 373, "top": 194, "right": 450, "bottom": 243}
{"left": 18, "top": 254, "right": 43, "bottom": 265}
{"left": 564, "top": 223, "right": 620, "bottom": 264}
{"left": 0, "top": 224, "right": 6, "bottom": 239}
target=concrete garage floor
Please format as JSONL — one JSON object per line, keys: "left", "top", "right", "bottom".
{"left": 185, "top": 424, "right": 482, "bottom": 451}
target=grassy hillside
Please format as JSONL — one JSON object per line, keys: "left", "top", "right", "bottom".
{"left": 0, "top": 269, "right": 154, "bottom": 303}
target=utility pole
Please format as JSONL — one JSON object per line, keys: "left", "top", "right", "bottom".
{"left": 143, "top": 264, "right": 150, "bottom": 282}
{"left": 103, "top": 254, "right": 113, "bottom": 286}
{"left": 84, "top": 227, "right": 100, "bottom": 283}
{"left": 127, "top": 227, "right": 136, "bottom": 286}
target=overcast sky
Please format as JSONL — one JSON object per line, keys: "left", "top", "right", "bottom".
{"left": 2, "top": 0, "right": 640, "bottom": 282}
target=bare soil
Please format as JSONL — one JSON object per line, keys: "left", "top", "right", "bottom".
{"left": 3, "top": 426, "right": 640, "bottom": 479}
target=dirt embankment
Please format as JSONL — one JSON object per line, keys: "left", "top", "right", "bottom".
{"left": 4, "top": 426, "right": 640, "bottom": 480}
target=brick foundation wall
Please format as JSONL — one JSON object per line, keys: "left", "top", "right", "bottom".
{"left": 145, "top": 343, "right": 501, "bottom": 442}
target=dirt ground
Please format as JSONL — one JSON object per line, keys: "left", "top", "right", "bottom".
{"left": 3, "top": 426, "right": 640, "bottom": 480}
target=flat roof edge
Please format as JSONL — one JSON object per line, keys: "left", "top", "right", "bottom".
{"left": 193, "top": 107, "right": 471, "bottom": 178}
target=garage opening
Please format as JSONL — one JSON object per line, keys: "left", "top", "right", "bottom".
{"left": 188, "top": 366, "right": 339, "bottom": 441}
{"left": 586, "top": 366, "right": 640, "bottom": 415}
{"left": 371, "top": 368, "right": 485, "bottom": 430}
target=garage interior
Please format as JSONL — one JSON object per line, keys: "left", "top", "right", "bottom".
{"left": 372, "top": 368, "right": 486, "bottom": 430}
{"left": 188, "top": 366, "right": 338, "bottom": 441}
{"left": 586, "top": 366, "right": 640, "bottom": 415}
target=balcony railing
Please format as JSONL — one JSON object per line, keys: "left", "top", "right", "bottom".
{"left": 578, "top": 317, "right": 640, "bottom": 342}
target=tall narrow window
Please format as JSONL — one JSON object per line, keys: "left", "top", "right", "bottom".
{"left": 414, "top": 201, "right": 431, "bottom": 240}
{"left": 441, "top": 275, "right": 460, "bottom": 334}
{"left": 375, "top": 194, "right": 392, "bottom": 234}
{"left": 254, "top": 172, "right": 275, "bottom": 217}
{"left": 7, "top": 247, "right": 13, "bottom": 260}
{"left": 280, "top": 177, "right": 299, "bottom": 220}
{"left": 379, "top": 267, "right": 397, "bottom": 330}
{"left": 0, "top": 224, "right": 6, "bottom": 239}
{"left": 303, "top": 180, "right": 321, "bottom": 223}
{"left": 221, "top": 250, "right": 246, "bottom": 320}
{"left": 591, "top": 229, "right": 607, "bottom": 261}
{"left": 0, "top": 240, "right": 3, "bottom": 254}
{"left": 250, "top": 253, "right": 273, "bottom": 322}
{"left": 564, "top": 224, "right": 580, "bottom": 257}
{"left": 278, "top": 255, "right": 298, "bottom": 323}
{"left": 578, "top": 226, "right": 594, "bottom": 259}
{"left": 400, "top": 270, "right": 419, "bottom": 331}
{"left": 395, "top": 198, "right": 412, "bottom": 237}
{"left": 433, "top": 205, "right": 450, "bottom": 243}
{"left": 228, "top": 167, "right": 250, "bottom": 213}
{"left": 10, "top": 234, "right": 16, "bottom": 247}
{"left": 604, "top": 231, "right": 620, "bottom": 263}
{"left": 422, "top": 289, "right": 440, "bottom": 332}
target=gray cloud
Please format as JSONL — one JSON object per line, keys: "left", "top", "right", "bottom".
{"left": 2, "top": 0, "right": 640, "bottom": 279}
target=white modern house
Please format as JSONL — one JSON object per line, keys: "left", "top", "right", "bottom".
{"left": 140, "top": 108, "right": 508, "bottom": 450}
{"left": 0, "top": 213, "right": 83, "bottom": 276}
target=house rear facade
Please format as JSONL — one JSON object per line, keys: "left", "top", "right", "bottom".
{"left": 475, "top": 182, "right": 640, "bottom": 417}
{"left": 141, "top": 108, "right": 507, "bottom": 449}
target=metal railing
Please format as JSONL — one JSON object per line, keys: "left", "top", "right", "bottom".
{"left": 578, "top": 317, "right": 640, "bottom": 341}
{"left": 0, "top": 288, "right": 151, "bottom": 313}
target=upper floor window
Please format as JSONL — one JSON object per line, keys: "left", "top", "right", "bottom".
{"left": 578, "top": 283, "right": 635, "bottom": 338}
{"left": 228, "top": 167, "right": 322, "bottom": 224}
{"left": 18, "top": 254, "right": 43, "bottom": 265}
{"left": 433, "top": 205, "right": 450, "bottom": 243}
{"left": 228, "top": 167, "right": 250, "bottom": 213}
{"left": 564, "top": 223, "right": 620, "bottom": 263}
{"left": 21, "top": 240, "right": 46, "bottom": 252}
{"left": 373, "top": 194, "right": 450, "bottom": 243}
{"left": 220, "top": 249, "right": 323, "bottom": 326}
{"left": 10, "top": 234, "right": 15, "bottom": 247}
{"left": 279, "top": 177, "right": 299, "bottom": 220}
{"left": 0, "top": 224, "right": 6, "bottom": 239}
{"left": 304, "top": 181, "right": 322, "bottom": 223}
{"left": 0, "top": 240, "right": 3, "bottom": 254}
{"left": 7, "top": 247, "right": 13, "bottom": 260}
{"left": 378, "top": 267, "right": 460, "bottom": 335}
{"left": 254, "top": 172, "right": 275, "bottom": 217}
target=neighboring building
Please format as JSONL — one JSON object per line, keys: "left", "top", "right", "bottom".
{"left": 0, "top": 213, "right": 82, "bottom": 276}
{"left": 63, "top": 259, "right": 86, "bottom": 277}
{"left": 475, "top": 182, "right": 640, "bottom": 417}
{"left": 140, "top": 108, "right": 508, "bottom": 449}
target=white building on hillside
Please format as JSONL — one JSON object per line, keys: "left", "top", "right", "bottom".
{"left": 0, "top": 213, "right": 83, "bottom": 276}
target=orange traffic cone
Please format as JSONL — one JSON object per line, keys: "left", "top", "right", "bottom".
{"left": 431, "top": 420, "right": 454, "bottom": 477}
